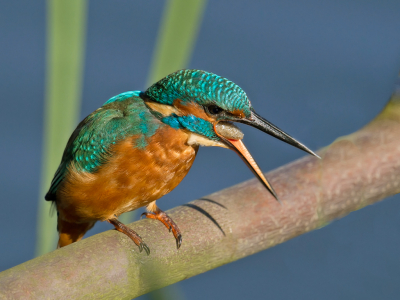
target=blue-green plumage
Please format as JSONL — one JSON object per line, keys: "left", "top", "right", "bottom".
{"left": 145, "top": 69, "right": 251, "bottom": 117}
{"left": 47, "top": 68, "right": 318, "bottom": 251}
{"left": 48, "top": 69, "right": 252, "bottom": 200}
{"left": 161, "top": 114, "right": 219, "bottom": 140}
{"left": 46, "top": 91, "right": 160, "bottom": 199}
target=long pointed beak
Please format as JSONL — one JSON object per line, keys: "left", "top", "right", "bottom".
{"left": 214, "top": 124, "right": 281, "bottom": 203}
{"left": 237, "top": 109, "right": 320, "bottom": 159}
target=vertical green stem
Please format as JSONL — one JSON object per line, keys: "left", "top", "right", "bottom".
{"left": 36, "top": 0, "right": 88, "bottom": 256}
{"left": 123, "top": 1, "right": 208, "bottom": 299}
{"left": 146, "top": 0, "right": 208, "bottom": 86}
{"left": 120, "top": 0, "right": 207, "bottom": 225}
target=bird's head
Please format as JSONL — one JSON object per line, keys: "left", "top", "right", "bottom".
{"left": 142, "top": 69, "right": 319, "bottom": 202}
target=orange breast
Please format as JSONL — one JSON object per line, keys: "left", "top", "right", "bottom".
{"left": 57, "top": 126, "right": 198, "bottom": 223}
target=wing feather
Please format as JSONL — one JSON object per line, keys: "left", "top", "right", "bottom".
{"left": 45, "top": 92, "right": 161, "bottom": 200}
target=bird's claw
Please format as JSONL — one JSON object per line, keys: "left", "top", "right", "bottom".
{"left": 176, "top": 234, "right": 182, "bottom": 249}
{"left": 108, "top": 218, "right": 150, "bottom": 255}
{"left": 140, "top": 242, "right": 150, "bottom": 255}
{"left": 142, "top": 210, "right": 182, "bottom": 250}
{"left": 132, "top": 235, "right": 150, "bottom": 255}
{"left": 129, "top": 231, "right": 150, "bottom": 255}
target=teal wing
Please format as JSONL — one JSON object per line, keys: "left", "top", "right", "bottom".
{"left": 45, "top": 91, "right": 160, "bottom": 201}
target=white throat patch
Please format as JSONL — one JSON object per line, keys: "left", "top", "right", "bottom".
{"left": 187, "top": 132, "right": 228, "bottom": 148}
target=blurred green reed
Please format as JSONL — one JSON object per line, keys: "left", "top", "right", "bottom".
{"left": 120, "top": 0, "right": 207, "bottom": 225}
{"left": 146, "top": 0, "right": 208, "bottom": 86}
{"left": 36, "top": 0, "right": 88, "bottom": 256}
{"left": 122, "top": 2, "right": 208, "bottom": 297}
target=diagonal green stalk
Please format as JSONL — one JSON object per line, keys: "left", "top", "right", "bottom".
{"left": 121, "top": 1, "right": 207, "bottom": 299}
{"left": 36, "top": 0, "right": 88, "bottom": 256}
{"left": 120, "top": 0, "right": 207, "bottom": 224}
{"left": 146, "top": 0, "right": 207, "bottom": 86}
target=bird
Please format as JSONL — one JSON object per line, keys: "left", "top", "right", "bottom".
{"left": 45, "top": 69, "right": 319, "bottom": 254}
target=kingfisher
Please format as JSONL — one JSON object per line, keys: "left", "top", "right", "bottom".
{"left": 45, "top": 69, "right": 318, "bottom": 254}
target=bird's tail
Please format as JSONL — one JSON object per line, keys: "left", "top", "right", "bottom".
{"left": 57, "top": 217, "right": 95, "bottom": 248}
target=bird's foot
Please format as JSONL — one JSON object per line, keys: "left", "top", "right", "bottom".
{"left": 108, "top": 218, "right": 150, "bottom": 255}
{"left": 141, "top": 210, "right": 182, "bottom": 249}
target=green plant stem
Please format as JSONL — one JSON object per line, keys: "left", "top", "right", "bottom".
{"left": 36, "top": 0, "right": 88, "bottom": 256}
{"left": 146, "top": 0, "right": 207, "bottom": 86}
{"left": 119, "top": 0, "right": 207, "bottom": 226}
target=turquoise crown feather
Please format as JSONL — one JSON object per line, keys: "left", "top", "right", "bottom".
{"left": 144, "top": 69, "right": 252, "bottom": 117}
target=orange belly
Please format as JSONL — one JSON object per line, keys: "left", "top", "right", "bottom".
{"left": 56, "top": 126, "right": 198, "bottom": 223}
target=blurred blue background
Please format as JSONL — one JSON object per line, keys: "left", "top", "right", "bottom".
{"left": 1, "top": 1, "right": 400, "bottom": 299}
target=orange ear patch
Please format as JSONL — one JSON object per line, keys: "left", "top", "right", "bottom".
{"left": 231, "top": 109, "right": 245, "bottom": 119}
{"left": 173, "top": 99, "right": 214, "bottom": 123}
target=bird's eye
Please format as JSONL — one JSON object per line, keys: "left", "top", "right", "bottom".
{"left": 207, "top": 105, "right": 223, "bottom": 115}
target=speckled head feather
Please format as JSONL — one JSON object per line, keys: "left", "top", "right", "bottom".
{"left": 144, "top": 69, "right": 252, "bottom": 118}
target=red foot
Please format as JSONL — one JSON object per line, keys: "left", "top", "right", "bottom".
{"left": 142, "top": 211, "right": 182, "bottom": 249}
{"left": 108, "top": 218, "right": 150, "bottom": 255}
